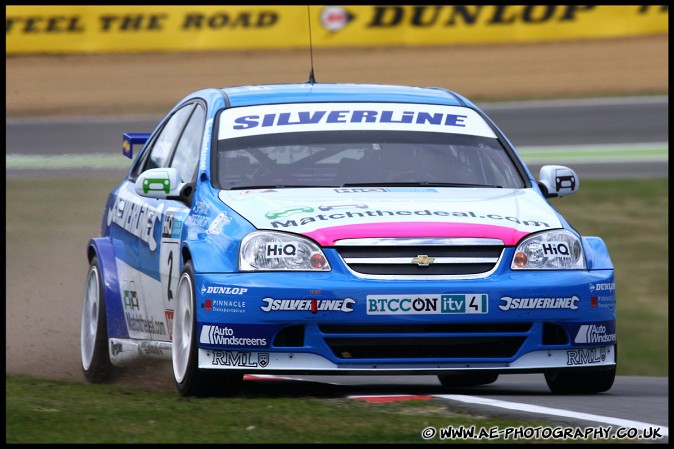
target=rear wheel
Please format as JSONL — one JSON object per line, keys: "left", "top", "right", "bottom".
{"left": 438, "top": 372, "right": 499, "bottom": 388}
{"left": 172, "top": 260, "right": 243, "bottom": 397}
{"left": 81, "top": 256, "right": 115, "bottom": 382}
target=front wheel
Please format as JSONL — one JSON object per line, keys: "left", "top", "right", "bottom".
{"left": 81, "top": 255, "right": 115, "bottom": 382}
{"left": 172, "top": 260, "right": 243, "bottom": 397}
{"left": 545, "top": 366, "right": 616, "bottom": 394}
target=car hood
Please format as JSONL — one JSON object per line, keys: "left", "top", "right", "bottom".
{"left": 218, "top": 187, "right": 562, "bottom": 246}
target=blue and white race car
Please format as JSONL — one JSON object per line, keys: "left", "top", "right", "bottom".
{"left": 80, "top": 82, "right": 616, "bottom": 396}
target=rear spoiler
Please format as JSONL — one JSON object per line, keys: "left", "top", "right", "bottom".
{"left": 122, "top": 133, "right": 151, "bottom": 159}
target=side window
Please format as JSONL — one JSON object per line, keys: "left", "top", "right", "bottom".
{"left": 142, "top": 104, "right": 196, "bottom": 173}
{"left": 170, "top": 104, "right": 206, "bottom": 182}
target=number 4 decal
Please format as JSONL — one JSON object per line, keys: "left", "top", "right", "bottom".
{"left": 468, "top": 294, "right": 488, "bottom": 313}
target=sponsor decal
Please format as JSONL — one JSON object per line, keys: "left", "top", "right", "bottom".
{"left": 266, "top": 206, "right": 314, "bottom": 220}
{"left": 367, "top": 294, "right": 488, "bottom": 315}
{"left": 332, "top": 187, "right": 437, "bottom": 193}
{"left": 574, "top": 324, "right": 617, "bottom": 344}
{"left": 185, "top": 214, "right": 209, "bottom": 227}
{"left": 107, "top": 188, "right": 163, "bottom": 251}
{"left": 566, "top": 347, "right": 607, "bottom": 365}
{"left": 232, "top": 109, "right": 469, "bottom": 131}
{"left": 207, "top": 212, "right": 231, "bottom": 234}
{"left": 165, "top": 310, "right": 174, "bottom": 340}
{"left": 540, "top": 241, "right": 571, "bottom": 257}
{"left": 125, "top": 313, "right": 167, "bottom": 335}
{"left": 110, "top": 341, "right": 123, "bottom": 356}
{"left": 201, "top": 285, "right": 249, "bottom": 295}
{"left": 209, "top": 350, "right": 270, "bottom": 368}
{"left": 589, "top": 282, "right": 616, "bottom": 293}
{"left": 269, "top": 207, "right": 549, "bottom": 229}
{"left": 186, "top": 200, "right": 211, "bottom": 227}
{"left": 142, "top": 170, "right": 171, "bottom": 194}
{"left": 498, "top": 296, "right": 579, "bottom": 311}
{"left": 193, "top": 201, "right": 209, "bottom": 214}
{"left": 567, "top": 321, "right": 616, "bottom": 346}
{"left": 199, "top": 324, "right": 268, "bottom": 348}
{"left": 199, "top": 118, "right": 212, "bottom": 171}
{"left": 334, "top": 187, "right": 387, "bottom": 193}
{"left": 591, "top": 295, "right": 615, "bottom": 310}
{"left": 122, "top": 280, "right": 140, "bottom": 310}
{"left": 219, "top": 103, "right": 497, "bottom": 139}
{"left": 318, "top": 203, "right": 368, "bottom": 211}
{"left": 202, "top": 298, "right": 247, "bottom": 314}
{"left": 261, "top": 297, "right": 355, "bottom": 313}
{"left": 138, "top": 341, "right": 170, "bottom": 356}
{"left": 162, "top": 210, "right": 184, "bottom": 239}
{"left": 320, "top": 5, "right": 354, "bottom": 32}
{"left": 264, "top": 242, "right": 297, "bottom": 258}
{"left": 378, "top": 187, "right": 438, "bottom": 193}
{"left": 318, "top": 204, "right": 367, "bottom": 212}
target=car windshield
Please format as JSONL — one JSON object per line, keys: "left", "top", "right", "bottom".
{"left": 214, "top": 103, "right": 526, "bottom": 190}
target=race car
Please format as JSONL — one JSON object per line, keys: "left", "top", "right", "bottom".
{"left": 80, "top": 82, "right": 616, "bottom": 397}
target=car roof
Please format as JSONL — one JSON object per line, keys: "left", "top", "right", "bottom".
{"left": 215, "top": 83, "right": 470, "bottom": 108}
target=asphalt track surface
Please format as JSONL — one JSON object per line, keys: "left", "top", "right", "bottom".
{"left": 6, "top": 97, "right": 669, "bottom": 441}
{"left": 5, "top": 95, "right": 669, "bottom": 179}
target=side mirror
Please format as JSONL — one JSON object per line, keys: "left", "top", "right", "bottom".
{"left": 537, "top": 165, "right": 579, "bottom": 199}
{"left": 135, "top": 167, "right": 184, "bottom": 199}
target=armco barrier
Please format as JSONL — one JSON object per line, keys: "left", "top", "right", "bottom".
{"left": 6, "top": 5, "right": 668, "bottom": 55}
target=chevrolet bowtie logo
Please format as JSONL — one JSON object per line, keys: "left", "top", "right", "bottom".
{"left": 411, "top": 255, "right": 435, "bottom": 266}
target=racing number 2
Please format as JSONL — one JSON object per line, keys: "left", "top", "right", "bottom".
{"left": 167, "top": 251, "right": 174, "bottom": 301}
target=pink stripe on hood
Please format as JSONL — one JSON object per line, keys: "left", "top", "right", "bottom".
{"left": 303, "top": 221, "right": 529, "bottom": 246}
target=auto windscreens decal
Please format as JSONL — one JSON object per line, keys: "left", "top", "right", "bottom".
{"left": 218, "top": 103, "right": 497, "bottom": 139}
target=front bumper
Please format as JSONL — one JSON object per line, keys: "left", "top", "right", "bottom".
{"left": 193, "top": 268, "right": 616, "bottom": 373}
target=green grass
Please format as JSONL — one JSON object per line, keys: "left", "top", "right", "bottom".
{"left": 6, "top": 374, "right": 645, "bottom": 444}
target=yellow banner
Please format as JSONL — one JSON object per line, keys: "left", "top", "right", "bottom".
{"left": 6, "top": 5, "right": 669, "bottom": 55}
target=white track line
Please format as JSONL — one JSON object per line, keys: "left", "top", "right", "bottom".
{"left": 435, "top": 394, "right": 668, "bottom": 437}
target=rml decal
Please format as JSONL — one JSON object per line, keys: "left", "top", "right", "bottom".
{"left": 367, "top": 294, "right": 488, "bottom": 315}
{"left": 566, "top": 347, "right": 607, "bottom": 365}
{"left": 210, "top": 350, "right": 269, "bottom": 368}
{"left": 107, "top": 187, "right": 163, "bottom": 251}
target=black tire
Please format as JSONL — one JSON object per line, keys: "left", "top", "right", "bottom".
{"left": 545, "top": 366, "right": 616, "bottom": 394}
{"left": 438, "top": 372, "right": 499, "bottom": 388}
{"left": 172, "top": 260, "right": 243, "bottom": 397}
{"left": 80, "top": 255, "right": 115, "bottom": 382}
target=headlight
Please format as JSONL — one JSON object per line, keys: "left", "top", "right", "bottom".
{"left": 239, "top": 231, "right": 331, "bottom": 271}
{"left": 511, "top": 229, "right": 585, "bottom": 270}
